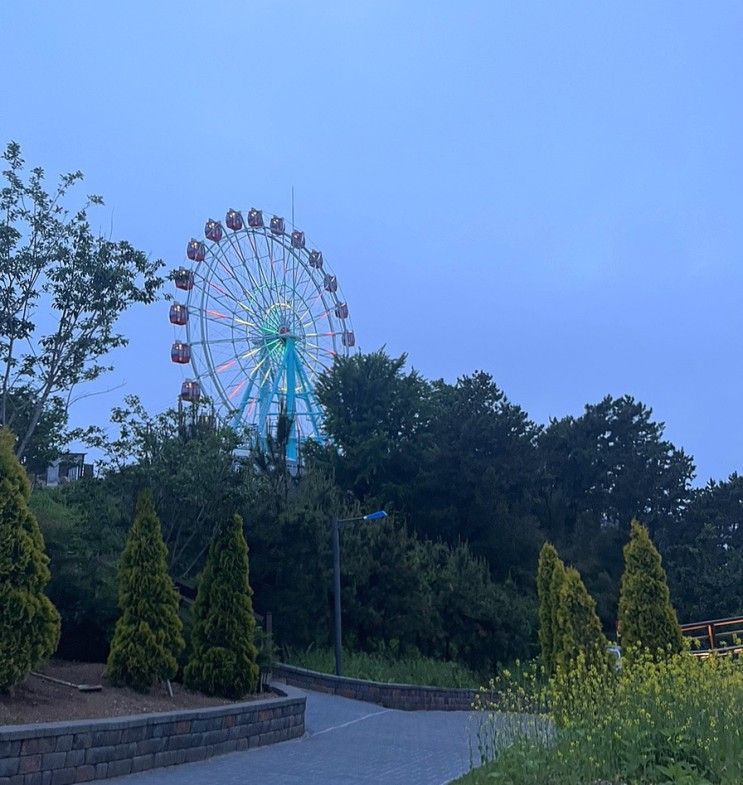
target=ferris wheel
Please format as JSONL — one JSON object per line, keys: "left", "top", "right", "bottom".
{"left": 169, "top": 207, "right": 355, "bottom": 460}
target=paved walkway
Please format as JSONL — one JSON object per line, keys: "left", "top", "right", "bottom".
{"left": 91, "top": 685, "right": 482, "bottom": 785}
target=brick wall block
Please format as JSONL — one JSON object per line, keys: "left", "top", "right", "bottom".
{"left": 72, "top": 766, "right": 94, "bottom": 783}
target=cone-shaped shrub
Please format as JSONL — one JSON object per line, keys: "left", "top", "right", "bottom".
{"left": 618, "top": 519, "right": 683, "bottom": 658}
{"left": 106, "top": 490, "right": 183, "bottom": 692}
{"left": 0, "top": 428, "right": 60, "bottom": 691}
{"left": 537, "top": 542, "right": 565, "bottom": 675}
{"left": 184, "top": 514, "right": 259, "bottom": 698}
{"left": 554, "top": 566, "right": 609, "bottom": 673}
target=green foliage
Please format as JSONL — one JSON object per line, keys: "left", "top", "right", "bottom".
{"left": 468, "top": 651, "right": 743, "bottom": 785}
{"left": 553, "top": 566, "right": 609, "bottom": 674}
{"left": 184, "top": 514, "right": 259, "bottom": 698}
{"left": 537, "top": 542, "right": 563, "bottom": 675}
{"left": 0, "top": 428, "right": 60, "bottom": 690}
{"left": 0, "top": 141, "right": 163, "bottom": 462}
{"left": 106, "top": 489, "right": 183, "bottom": 692}
{"left": 287, "top": 645, "right": 480, "bottom": 688}
{"left": 619, "top": 520, "right": 683, "bottom": 657}
{"left": 85, "top": 395, "right": 249, "bottom": 579}
{"left": 30, "top": 486, "right": 122, "bottom": 661}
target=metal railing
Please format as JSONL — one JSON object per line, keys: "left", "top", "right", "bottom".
{"left": 680, "top": 616, "right": 743, "bottom": 657}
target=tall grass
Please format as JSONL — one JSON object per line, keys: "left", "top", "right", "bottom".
{"left": 460, "top": 651, "right": 743, "bottom": 785}
{"left": 284, "top": 645, "right": 480, "bottom": 688}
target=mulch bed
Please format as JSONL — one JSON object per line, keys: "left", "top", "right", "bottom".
{"left": 0, "top": 661, "right": 263, "bottom": 726}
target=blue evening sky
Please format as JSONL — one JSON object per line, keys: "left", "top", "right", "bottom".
{"left": 2, "top": 2, "right": 742, "bottom": 484}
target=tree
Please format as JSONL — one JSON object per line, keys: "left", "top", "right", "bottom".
{"left": 0, "top": 428, "right": 60, "bottom": 690}
{"left": 314, "top": 349, "right": 433, "bottom": 507}
{"left": 537, "top": 542, "right": 564, "bottom": 675}
{"left": 0, "top": 142, "right": 163, "bottom": 461}
{"left": 184, "top": 514, "right": 259, "bottom": 698}
{"left": 106, "top": 489, "right": 183, "bottom": 692}
{"left": 618, "top": 520, "right": 683, "bottom": 657}
{"left": 88, "top": 395, "right": 249, "bottom": 578}
{"left": 554, "top": 566, "right": 609, "bottom": 673}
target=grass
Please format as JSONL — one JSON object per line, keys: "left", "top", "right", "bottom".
{"left": 283, "top": 646, "right": 481, "bottom": 688}
{"left": 456, "top": 651, "right": 743, "bottom": 785}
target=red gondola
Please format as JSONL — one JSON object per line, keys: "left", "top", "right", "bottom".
{"left": 171, "top": 341, "right": 191, "bottom": 364}
{"left": 174, "top": 267, "right": 194, "bottom": 291}
{"left": 309, "top": 250, "right": 323, "bottom": 269}
{"left": 204, "top": 219, "right": 223, "bottom": 242}
{"left": 291, "top": 230, "right": 305, "bottom": 249}
{"left": 342, "top": 331, "right": 355, "bottom": 347}
{"left": 186, "top": 239, "right": 206, "bottom": 262}
{"left": 226, "top": 209, "right": 243, "bottom": 231}
{"left": 248, "top": 208, "right": 264, "bottom": 228}
{"left": 270, "top": 215, "right": 285, "bottom": 235}
{"left": 334, "top": 302, "right": 349, "bottom": 319}
{"left": 180, "top": 379, "right": 201, "bottom": 402}
{"left": 323, "top": 274, "right": 337, "bottom": 293}
{"left": 169, "top": 303, "right": 188, "bottom": 325}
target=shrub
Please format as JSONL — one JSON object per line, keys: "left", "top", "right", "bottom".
{"left": 0, "top": 428, "right": 60, "bottom": 691}
{"left": 106, "top": 489, "right": 183, "bottom": 692}
{"left": 30, "top": 487, "right": 121, "bottom": 661}
{"left": 184, "top": 514, "right": 259, "bottom": 698}
{"left": 619, "top": 519, "right": 683, "bottom": 658}
{"left": 470, "top": 651, "right": 743, "bottom": 785}
{"left": 553, "top": 566, "right": 609, "bottom": 674}
{"left": 536, "top": 542, "right": 564, "bottom": 675}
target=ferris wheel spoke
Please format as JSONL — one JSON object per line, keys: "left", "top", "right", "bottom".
{"left": 246, "top": 231, "right": 281, "bottom": 311}
{"left": 205, "top": 251, "right": 267, "bottom": 320}
{"left": 231, "top": 232, "right": 275, "bottom": 313}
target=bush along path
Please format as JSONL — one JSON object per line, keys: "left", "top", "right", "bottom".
{"left": 106, "top": 489, "right": 184, "bottom": 692}
{"left": 184, "top": 513, "right": 259, "bottom": 698}
{"left": 0, "top": 427, "right": 60, "bottom": 692}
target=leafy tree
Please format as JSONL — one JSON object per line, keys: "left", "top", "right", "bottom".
{"left": 554, "top": 566, "right": 608, "bottom": 673}
{"left": 618, "top": 520, "right": 683, "bottom": 657}
{"left": 314, "top": 349, "right": 433, "bottom": 506}
{"left": 0, "top": 141, "right": 163, "bottom": 461}
{"left": 106, "top": 489, "right": 183, "bottom": 692}
{"left": 0, "top": 428, "right": 60, "bottom": 690}
{"left": 3, "top": 387, "right": 68, "bottom": 477}
{"left": 87, "top": 395, "right": 249, "bottom": 578}
{"left": 30, "top": 485, "right": 122, "bottom": 660}
{"left": 411, "top": 372, "right": 541, "bottom": 573}
{"left": 538, "top": 396, "right": 693, "bottom": 542}
{"left": 537, "top": 542, "right": 564, "bottom": 675}
{"left": 184, "top": 514, "right": 259, "bottom": 698}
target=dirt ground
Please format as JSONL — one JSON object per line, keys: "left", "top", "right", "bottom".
{"left": 0, "top": 661, "right": 261, "bottom": 726}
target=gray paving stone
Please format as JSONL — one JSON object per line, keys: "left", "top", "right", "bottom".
{"left": 85, "top": 686, "right": 481, "bottom": 785}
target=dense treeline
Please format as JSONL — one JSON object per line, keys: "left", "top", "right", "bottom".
{"left": 30, "top": 350, "right": 743, "bottom": 675}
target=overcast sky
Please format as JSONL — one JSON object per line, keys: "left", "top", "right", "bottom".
{"left": 2, "top": 2, "right": 742, "bottom": 484}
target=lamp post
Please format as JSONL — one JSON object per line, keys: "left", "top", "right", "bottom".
{"left": 332, "top": 510, "right": 388, "bottom": 676}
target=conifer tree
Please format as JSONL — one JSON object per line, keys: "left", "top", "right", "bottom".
{"left": 185, "top": 514, "right": 259, "bottom": 699}
{"left": 0, "top": 428, "right": 60, "bottom": 691}
{"left": 537, "top": 542, "right": 564, "bottom": 675}
{"left": 619, "top": 519, "right": 683, "bottom": 657}
{"left": 106, "top": 489, "right": 183, "bottom": 692}
{"left": 554, "top": 566, "right": 609, "bottom": 673}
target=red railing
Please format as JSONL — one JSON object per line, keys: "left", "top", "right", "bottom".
{"left": 680, "top": 616, "right": 743, "bottom": 657}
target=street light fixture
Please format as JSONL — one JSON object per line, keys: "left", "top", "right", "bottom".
{"left": 332, "top": 510, "right": 388, "bottom": 676}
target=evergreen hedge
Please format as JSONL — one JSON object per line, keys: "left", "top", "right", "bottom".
{"left": 618, "top": 519, "right": 683, "bottom": 657}
{"left": 537, "top": 542, "right": 564, "bottom": 675}
{"left": 184, "top": 514, "right": 259, "bottom": 699}
{"left": 106, "top": 489, "right": 183, "bottom": 692}
{"left": 0, "top": 428, "right": 60, "bottom": 691}
{"left": 554, "top": 566, "right": 609, "bottom": 673}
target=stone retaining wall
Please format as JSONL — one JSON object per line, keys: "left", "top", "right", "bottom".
{"left": 0, "top": 692, "right": 305, "bottom": 785}
{"left": 274, "top": 663, "right": 483, "bottom": 711}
